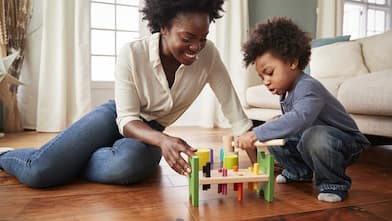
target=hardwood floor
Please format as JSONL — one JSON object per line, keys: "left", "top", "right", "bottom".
{"left": 0, "top": 127, "right": 391, "bottom": 221}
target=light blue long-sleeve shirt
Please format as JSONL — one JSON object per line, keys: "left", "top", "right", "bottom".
{"left": 253, "top": 73, "right": 370, "bottom": 144}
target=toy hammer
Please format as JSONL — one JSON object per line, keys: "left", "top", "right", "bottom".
{"left": 222, "top": 135, "right": 285, "bottom": 152}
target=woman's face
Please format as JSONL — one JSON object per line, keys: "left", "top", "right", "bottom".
{"left": 160, "top": 12, "right": 210, "bottom": 65}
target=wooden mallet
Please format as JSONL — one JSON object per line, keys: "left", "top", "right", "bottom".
{"left": 222, "top": 135, "right": 285, "bottom": 152}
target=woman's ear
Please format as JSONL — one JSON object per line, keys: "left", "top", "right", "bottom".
{"left": 290, "top": 59, "right": 299, "bottom": 70}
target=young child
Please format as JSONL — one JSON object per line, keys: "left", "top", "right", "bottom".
{"left": 236, "top": 17, "right": 370, "bottom": 202}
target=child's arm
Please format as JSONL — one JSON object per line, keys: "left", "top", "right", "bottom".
{"left": 254, "top": 83, "right": 326, "bottom": 142}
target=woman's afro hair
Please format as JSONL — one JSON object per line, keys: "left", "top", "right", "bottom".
{"left": 242, "top": 17, "right": 311, "bottom": 70}
{"left": 141, "top": 0, "right": 224, "bottom": 33}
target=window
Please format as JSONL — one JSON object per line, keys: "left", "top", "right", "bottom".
{"left": 90, "top": 0, "right": 142, "bottom": 81}
{"left": 343, "top": 0, "right": 391, "bottom": 39}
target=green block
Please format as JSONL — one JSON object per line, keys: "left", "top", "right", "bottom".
{"left": 223, "top": 153, "right": 238, "bottom": 169}
{"left": 257, "top": 150, "right": 274, "bottom": 202}
{"left": 189, "top": 156, "right": 199, "bottom": 206}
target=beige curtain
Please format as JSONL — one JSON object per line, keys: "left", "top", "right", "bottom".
{"left": 316, "top": 0, "right": 345, "bottom": 38}
{"left": 173, "top": 0, "right": 249, "bottom": 128}
{"left": 18, "top": 0, "right": 91, "bottom": 132}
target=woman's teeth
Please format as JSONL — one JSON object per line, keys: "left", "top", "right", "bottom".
{"left": 185, "top": 53, "right": 197, "bottom": 58}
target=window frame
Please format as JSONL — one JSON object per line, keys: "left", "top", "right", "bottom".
{"left": 89, "top": 0, "right": 148, "bottom": 87}
{"left": 344, "top": 0, "right": 392, "bottom": 38}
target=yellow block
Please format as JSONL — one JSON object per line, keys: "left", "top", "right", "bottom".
{"left": 223, "top": 153, "right": 238, "bottom": 169}
{"left": 253, "top": 182, "right": 259, "bottom": 191}
{"left": 253, "top": 163, "right": 259, "bottom": 175}
{"left": 195, "top": 148, "right": 210, "bottom": 170}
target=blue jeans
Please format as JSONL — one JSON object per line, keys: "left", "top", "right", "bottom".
{"left": 268, "top": 125, "right": 366, "bottom": 193}
{"left": 0, "top": 100, "right": 162, "bottom": 188}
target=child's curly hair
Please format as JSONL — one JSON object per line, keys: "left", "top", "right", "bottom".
{"left": 242, "top": 17, "right": 311, "bottom": 70}
{"left": 141, "top": 0, "right": 225, "bottom": 33}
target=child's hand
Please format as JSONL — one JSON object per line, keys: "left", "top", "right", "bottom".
{"left": 235, "top": 131, "right": 258, "bottom": 150}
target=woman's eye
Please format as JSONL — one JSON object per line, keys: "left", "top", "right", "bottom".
{"left": 182, "top": 38, "right": 191, "bottom": 43}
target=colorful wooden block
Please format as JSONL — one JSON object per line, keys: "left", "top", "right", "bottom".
{"left": 189, "top": 156, "right": 199, "bottom": 206}
{"left": 189, "top": 149, "right": 275, "bottom": 206}
{"left": 223, "top": 153, "right": 238, "bottom": 169}
{"left": 195, "top": 148, "right": 210, "bottom": 170}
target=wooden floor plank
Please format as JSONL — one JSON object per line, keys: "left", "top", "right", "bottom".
{"left": 243, "top": 206, "right": 390, "bottom": 221}
{"left": 359, "top": 201, "right": 392, "bottom": 221}
{"left": 0, "top": 127, "right": 391, "bottom": 221}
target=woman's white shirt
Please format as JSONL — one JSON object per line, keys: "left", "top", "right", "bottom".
{"left": 115, "top": 33, "right": 252, "bottom": 136}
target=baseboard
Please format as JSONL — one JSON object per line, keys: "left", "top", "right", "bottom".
{"left": 358, "top": 145, "right": 392, "bottom": 168}
{"left": 365, "top": 134, "right": 392, "bottom": 145}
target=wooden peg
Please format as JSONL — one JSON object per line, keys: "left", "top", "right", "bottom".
{"left": 222, "top": 135, "right": 234, "bottom": 152}
{"left": 229, "top": 136, "right": 286, "bottom": 148}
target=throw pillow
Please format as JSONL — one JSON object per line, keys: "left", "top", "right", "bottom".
{"left": 355, "top": 30, "right": 392, "bottom": 72}
{"left": 309, "top": 41, "right": 368, "bottom": 79}
{"left": 311, "top": 35, "right": 351, "bottom": 48}
{"left": 304, "top": 35, "right": 351, "bottom": 74}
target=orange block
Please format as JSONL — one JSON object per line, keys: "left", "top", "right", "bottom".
{"left": 237, "top": 183, "right": 243, "bottom": 201}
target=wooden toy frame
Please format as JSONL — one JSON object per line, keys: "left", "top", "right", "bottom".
{"left": 189, "top": 150, "right": 275, "bottom": 207}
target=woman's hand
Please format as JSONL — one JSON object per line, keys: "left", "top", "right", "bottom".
{"left": 159, "top": 134, "right": 197, "bottom": 176}
{"left": 235, "top": 131, "right": 258, "bottom": 150}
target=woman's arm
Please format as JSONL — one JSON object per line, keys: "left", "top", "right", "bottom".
{"left": 123, "top": 120, "right": 196, "bottom": 176}
{"left": 206, "top": 42, "right": 252, "bottom": 136}
{"left": 115, "top": 44, "right": 195, "bottom": 176}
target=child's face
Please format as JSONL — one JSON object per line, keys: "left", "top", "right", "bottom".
{"left": 255, "top": 51, "right": 299, "bottom": 95}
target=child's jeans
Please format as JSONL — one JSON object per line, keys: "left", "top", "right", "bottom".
{"left": 268, "top": 125, "right": 366, "bottom": 193}
{"left": 0, "top": 100, "right": 163, "bottom": 188}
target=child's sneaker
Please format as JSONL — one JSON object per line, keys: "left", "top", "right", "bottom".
{"left": 275, "top": 174, "right": 313, "bottom": 184}
{"left": 318, "top": 190, "right": 347, "bottom": 202}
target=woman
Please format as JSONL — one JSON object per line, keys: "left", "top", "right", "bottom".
{"left": 0, "top": 0, "right": 252, "bottom": 188}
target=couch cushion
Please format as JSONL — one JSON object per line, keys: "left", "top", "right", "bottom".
{"left": 317, "top": 76, "right": 351, "bottom": 97}
{"left": 338, "top": 69, "right": 392, "bottom": 116}
{"left": 351, "top": 114, "right": 392, "bottom": 137}
{"left": 356, "top": 30, "right": 392, "bottom": 72}
{"left": 310, "top": 41, "right": 369, "bottom": 78}
{"left": 244, "top": 107, "right": 282, "bottom": 122}
{"left": 246, "top": 85, "right": 280, "bottom": 109}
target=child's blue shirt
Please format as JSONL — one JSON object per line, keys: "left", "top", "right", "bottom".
{"left": 253, "top": 73, "right": 370, "bottom": 144}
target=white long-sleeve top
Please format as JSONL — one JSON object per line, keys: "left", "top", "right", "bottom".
{"left": 115, "top": 33, "right": 252, "bottom": 136}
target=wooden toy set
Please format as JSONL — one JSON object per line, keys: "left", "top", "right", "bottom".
{"left": 188, "top": 136, "right": 285, "bottom": 207}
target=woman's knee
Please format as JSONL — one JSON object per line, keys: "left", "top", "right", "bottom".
{"left": 106, "top": 139, "right": 162, "bottom": 184}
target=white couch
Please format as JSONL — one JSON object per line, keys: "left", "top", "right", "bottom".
{"left": 244, "top": 30, "right": 392, "bottom": 138}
